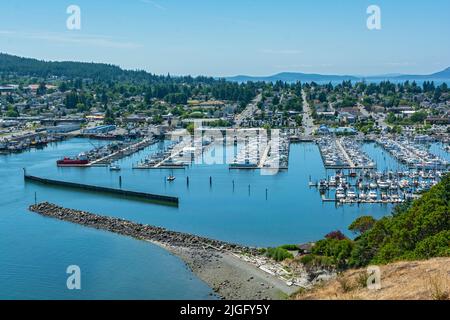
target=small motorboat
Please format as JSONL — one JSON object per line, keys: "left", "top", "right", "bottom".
{"left": 110, "top": 165, "right": 121, "bottom": 171}
{"left": 369, "top": 191, "right": 378, "bottom": 200}
{"left": 167, "top": 175, "right": 176, "bottom": 182}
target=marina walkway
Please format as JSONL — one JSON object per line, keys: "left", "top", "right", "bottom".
{"left": 335, "top": 139, "right": 355, "bottom": 168}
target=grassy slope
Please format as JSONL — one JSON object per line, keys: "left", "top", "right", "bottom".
{"left": 294, "top": 257, "right": 449, "bottom": 300}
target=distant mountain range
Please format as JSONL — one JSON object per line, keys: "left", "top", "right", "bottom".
{"left": 226, "top": 68, "right": 450, "bottom": 83}
{"left": 1, "top": 52, "right": 449, "bottom": 84}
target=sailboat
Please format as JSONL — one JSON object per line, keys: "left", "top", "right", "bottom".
{"left": 110, "top": 164, "right": 121, "bottom": 171}
{"left": 167, "top": 170, "right": 176, "bottom": 182}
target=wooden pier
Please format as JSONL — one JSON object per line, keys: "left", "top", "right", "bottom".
{"left": 24, "top": 173, "right": 179, "bottom": 206}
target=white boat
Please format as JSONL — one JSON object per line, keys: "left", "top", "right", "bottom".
{"left": 399, "top": 179, "right": 409, "bottom": 189}
{"left": 377, "top": 180, "right": 390, "bottom": 189}
{"left": 110, "top": 165, "right": 121, "bottom": 171}
{"left": 336, "top": 192, "right": 346, "bottom": 200}
{"left": 329, "top": 176, "right": 337, "bottom": 187}
{"left": 369, "top": 191, "right": 378, "bottom": 200}
{"left": 347, "top": 190, "right": 357, "bottom": 199}
{"left": 167, "top": 175, "right": 176, "bottom": 182}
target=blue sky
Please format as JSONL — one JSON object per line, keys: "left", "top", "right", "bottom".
{"left": 0, "top": 0, "right": 449, "bottom": 76}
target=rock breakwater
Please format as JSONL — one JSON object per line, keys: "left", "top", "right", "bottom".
{"left": 29, "top": 202, "right": 257, "bottom": 254}
{"left": 28, "top": 202, "right": 299, "bottom": 300}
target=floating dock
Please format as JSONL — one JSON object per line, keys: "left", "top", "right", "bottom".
{"left": 317, "top": 137, "right": 376, "bottom": 170}
{"left": 24, "top": 173, "right": 179, "bottom": 206}
{"left": 321, "top": 195, "right": 405, "bottom": 205}
{"left": 89, "top": 138, "right": 156, "bottom": 167}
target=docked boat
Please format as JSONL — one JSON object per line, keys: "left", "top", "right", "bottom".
{"left": 335, "top": 186, "right": 346, "bottom": 200}
{"left": 328, "top": 176, "right": 337, "bottom": 187}
{"left": 399, "top": 179, "right": 409, "bottom": 189}
{"left": 336, "top": 191, "right": 346, "bottom": 200}
{"left": 57, "top": 153, "right": 89, "bottom": 167}
{"left": 319, "top": 180, "right": 328, "bottom": 190}
{"left": 110, "top": 165, "right": 121, "bottom": 171}
{"left": 347, "top": 190, "right": 357, "bottom": 199}
{"left": 377, "top": 180, "right": 390, "bottom": 189}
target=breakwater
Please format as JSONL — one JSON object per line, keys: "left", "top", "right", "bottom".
{"left": 24, "top": 174, "right": 179, "bottom": 206}
{"left": 29, "top": 202, "right": 256, "bottom": 254}
{"left": 28, "top": 203, "right": 300, "bottom": 300}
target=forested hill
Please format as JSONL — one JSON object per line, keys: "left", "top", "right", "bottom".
{"left": 0, "top": 53, "right": 216, "bottom": 84}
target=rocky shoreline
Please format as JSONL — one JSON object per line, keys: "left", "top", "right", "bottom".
{"left": 29, "top": 202, "right": 298, "bottom": 300}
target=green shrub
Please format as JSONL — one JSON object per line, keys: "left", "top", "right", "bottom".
{"left": 312, "top": 238, "right": 354, "bottom": 269}
{"left": 265, "top": 247, "right": 294, "bottom": 262}
{"left": 299, "top": 254, "right": 334, "bottom": 269}
{"left": 412, "top": 230, "right": 450, "bottom": 259}
{"left": 279, "top": 244, "right": 299, "bottom": 251}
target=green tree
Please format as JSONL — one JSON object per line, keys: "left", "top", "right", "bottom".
{"left": 349, "top": 216, "right": 377, "bottom": 235}
{"left": 103, "top": 108, "right": 115, "bottom": 125}
{"left": 6, "top": 105, "right": 19, "bottom": 117}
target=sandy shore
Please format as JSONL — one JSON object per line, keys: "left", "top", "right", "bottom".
{"left": 153, "top": 242, "right": 298, "bottom": 300}
{"left": 29, "top": 202, "right": 302, "bottom": 300}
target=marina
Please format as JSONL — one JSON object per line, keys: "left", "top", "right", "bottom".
{"left": 57, "top": 137, "right": 156, "bottom": 168}
{"left": 317, "top": 137, "right": 376, "bottom": 169}
{"left": 229, "top": 132, "right": 290, "bottom": 170}
{"left": 1, "top": 136, "right": 449, "bottom": 299}
{"left": 132, "top": 136, "right": 211, "bottom": 170}
{"left": 310, "top": 169, "right": 445, "bottom": 205}
{"left": 309, "top": 138, "right": 448, "bottom": 205}
{"left": 0, "top": 132, "right": 65, "bottom": 154}
{"left": 377, "top": 138, "right": 448, "bottom": 170}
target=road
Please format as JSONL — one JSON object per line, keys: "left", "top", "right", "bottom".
{"left": 357, "top": 102, "right": 388, "bottom": 129}
{"left": 235, "top": 93, "right": 262, "bottom": 128}
{"left": 301, "top": 90, "right": 317, "bottom": 136}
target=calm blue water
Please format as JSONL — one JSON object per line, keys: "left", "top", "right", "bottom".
{"left": 1, "top": 138, "right": 408, "bottom": 299}
{"left": 0, "top": 139, "right": 216, "bottom": 300}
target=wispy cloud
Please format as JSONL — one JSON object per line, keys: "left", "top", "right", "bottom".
{"left": 274, "top": 63, "right": 334, "bottom": 70}
{"left": 0, "top": 30, "right": 142, "bottom": 49}
{"left": 384, "top": 61, "right": 417, "bottom": 67}
{"left": 260, "top": 49, "right": 303, "bottom": 55}
{"left": 139, "top": 0, "right": 166, "bottom": 10}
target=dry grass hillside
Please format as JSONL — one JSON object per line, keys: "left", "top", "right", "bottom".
{"left": 294, "top": 258, "right": 449, "bottom": 300}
